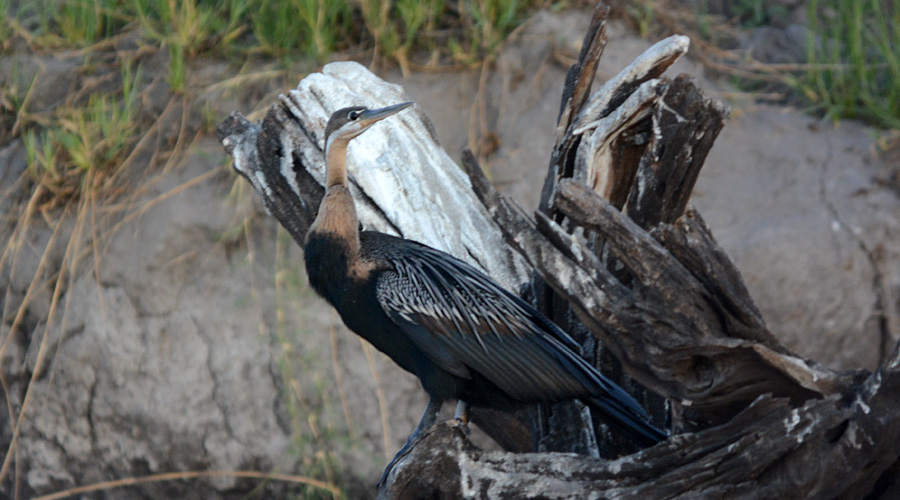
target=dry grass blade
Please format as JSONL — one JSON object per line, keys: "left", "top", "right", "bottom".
{"left": 360, "top": 336, "right": 392, "bottom": 461}
{"left": 202, "top": 69, "right": 287, "bottom": 94}
{"left": 0, "top": 184, "right": 58, "bottom": 365}
{"left": 329, "top": 322, "right": 356, "bottom": 438}
{"left": 0, "top": 202, "right": 70, "bottom": 485}
{"left": 30, "top": 470, "right": 343, "bottom": 500}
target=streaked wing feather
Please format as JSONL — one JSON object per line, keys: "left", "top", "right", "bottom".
{"left": 374, "top": 241, "right": 617, "bottom": 404}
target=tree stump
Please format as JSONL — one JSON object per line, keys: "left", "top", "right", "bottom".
{"left": 217, "top": 4, "right": 900, "bottom": 498}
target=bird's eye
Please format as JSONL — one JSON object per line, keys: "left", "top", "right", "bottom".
{"left": 348, "top": 110, "right": 360, "bottom": 120}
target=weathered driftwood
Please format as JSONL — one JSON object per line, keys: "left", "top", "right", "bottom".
{"left": 379, "top": 338, "right": 900, "bottom": 499}
{"left": 531, "top": 7, "right": 697, "bottom": 457}
{"left": 218, "top": 62, "right": 529, "bottom": 290}
{"left": 217, "top": 4, "right": 900, "bottom": 499}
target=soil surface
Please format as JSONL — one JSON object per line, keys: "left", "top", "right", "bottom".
{"left": 1, "top": 7, "right": 898, "bottom": 499}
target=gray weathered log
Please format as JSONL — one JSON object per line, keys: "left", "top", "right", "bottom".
{"left": 540, "top": 19, "right": 691, "bottom": 215}
{"left": 531, "top": 7, "right": 694, "bottom": 457}
{"left": 464, "top": 157, "right": 866, "bottom": 428}
{"left": 218, "top": 62, "right": 530, "bottom": 290}
{"left": 379, "top": 329, "right": 900, "bottom": 499}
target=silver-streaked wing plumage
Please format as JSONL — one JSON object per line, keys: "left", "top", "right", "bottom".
{"left": 372, "top": 235, "right": 651, "bottom": 420}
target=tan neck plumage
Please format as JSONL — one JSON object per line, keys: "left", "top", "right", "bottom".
{"left": 325, "top": 136, "right": 349, "bottom": 189}
{"left": 307, "top": 136, "right": 360, "bottom": 253}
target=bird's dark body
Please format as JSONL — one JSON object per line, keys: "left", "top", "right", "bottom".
{"left": 305, "top": 230, "right": 523, "bottom": 411}
{"left": 305, "top": 229, "right": 665, "bottom": 448}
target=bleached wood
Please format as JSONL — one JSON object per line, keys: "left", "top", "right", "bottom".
{"left": 221, "top": 61, "right": 530, "bottom": 291}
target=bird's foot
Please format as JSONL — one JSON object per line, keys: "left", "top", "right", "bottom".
{"left": 377, "top": 397, "right": 444, "bottom": 490}
{"left": 377, "top": 419, "right": 471, "bottom": 487}
{"left": 450, "top": 417, "right": 471, "bottom": 437}
{"left": 377, "top": 429, "right": 423, "bottom": 489}
{"left": 453, "top": 400, "right": 471, "bottom": 428}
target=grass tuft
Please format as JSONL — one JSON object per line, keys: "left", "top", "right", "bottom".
{"left": 135, "top": 0, "right": 233, "bottom": 91}
{"left": 254, "top": 0, "right": 352, "bottom": 62}
{"left": 55, "top": 0, "right": 129, "bottom": 44}
{"left": 470, "top": 0, "right": 527, "bottom": 56}
{"left": 23, "top": 64, "right": 141, "bottom": 206}
{"left": 614, "top": 0, "right": 899, "bottom": 131}
{"left": 22, "top": 62, "right": 140, "bottom": 205}
{"left": 802, "top": 0, "right": 900, "bottom": 130}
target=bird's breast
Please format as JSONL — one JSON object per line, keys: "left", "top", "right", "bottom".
{"left": 304, "top": 232, "right": 353, "bottom": 304}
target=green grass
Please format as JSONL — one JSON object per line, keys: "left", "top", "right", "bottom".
{"left": 395, "top": 0, "right": 445, "bottom": 64}
{"left": 615, "top": 0, "right": 899, "bottom": 131}
{"left": 462, "top": 0, "right": 529, "bottom": 60}
{"left": 2, "top": 0, "right": 127, "bottom": 47}
{"left": 22, "top": 62, "right": 141, "bottom": 204}
{"left": 2, "top": 0, "right": 556, "bottom": 209}
{"left": 3, "top": 0, "right": 552, "bottom": 69}
{"left": 731, "top": 0, "right": 790, "bottom": 28}
{"left": 134, "top": 0, "right": 253, "bottom": 91}
{"left": 801, "top": 0, "right": 900, "bottom": 130}
{"left": 254, "top": 0, "right": 352, "bottom": 61}
{"left": 55, "top": 0, "right": 131, "bottom": 44}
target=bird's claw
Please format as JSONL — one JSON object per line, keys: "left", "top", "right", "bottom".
{"left": 378, "top": 397, "right": 444, "bottom": 490}
{"left": 377, "top": 455, "right": 401, "bottom": 489}
{"left": 451, "top": 417, "right": 471, "bottom": 437}
{"left": 377, "top": 419, "right": 472, "bottom": 489}
{"left": 377, "top": 428, "right": 422, "bottom": 489}
{"left": 376, "top": 469, "right": 391, "bottom": 490}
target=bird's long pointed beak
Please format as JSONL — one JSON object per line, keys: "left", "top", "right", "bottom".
{"left": 358, "top": 102, "right": 413, "bottom": 128}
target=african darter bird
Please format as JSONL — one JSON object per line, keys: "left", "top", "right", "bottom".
{"left": 303, "top": 102, "right": 667, "bottom": 485}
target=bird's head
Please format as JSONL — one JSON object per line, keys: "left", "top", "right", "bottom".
{"left": 324, "top": 102, "right": 413, "bottom": 145}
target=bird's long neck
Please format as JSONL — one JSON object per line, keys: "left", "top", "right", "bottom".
{"left": 307, "top": 136, "right": 360, "bottom": 254}
{"left": 325, "top": 136, "right": 349, "bottom": 189}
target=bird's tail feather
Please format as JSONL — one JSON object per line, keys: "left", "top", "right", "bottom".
{"left": 586, "top": 396, "right": 668, "bottom": 448}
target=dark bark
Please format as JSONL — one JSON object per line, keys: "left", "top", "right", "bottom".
{"left": 383, "top": 356, "right": 899, "bottom": 499}
{"left": 465, "top": 159, "right": 867, "bottom": 428}
{"left": 532, "top": 5, "right": 691, "bottom": 457}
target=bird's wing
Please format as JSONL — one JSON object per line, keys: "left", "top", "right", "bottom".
{"left": 374, "top": 241, "right": 644, "bottom": 414}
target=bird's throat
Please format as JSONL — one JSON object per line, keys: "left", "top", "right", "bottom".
{"left": 325, "top": 136, "right": 349, "bottom": 189}
{"left": 309, "top": 185, "right": 359, "bottom": 252}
